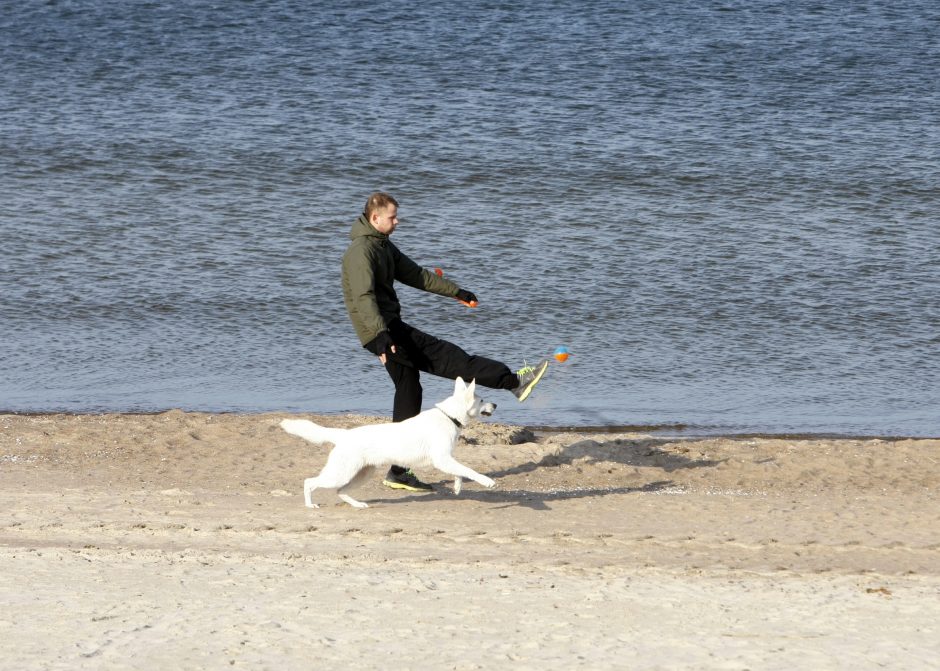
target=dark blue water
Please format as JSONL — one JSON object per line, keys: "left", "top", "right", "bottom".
{"left": 2, "top": 0, "right": 939, "bottom": 436}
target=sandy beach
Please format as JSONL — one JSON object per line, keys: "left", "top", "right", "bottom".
{"left": 1, "top": 410, "right": 938, "bottom": 670}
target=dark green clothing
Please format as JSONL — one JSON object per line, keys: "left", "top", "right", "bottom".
{"left": 340, "top": 212, "right": 518, "bottom": 427}
{"left": 341, "top": 214, "right": 459, "bottom": 346}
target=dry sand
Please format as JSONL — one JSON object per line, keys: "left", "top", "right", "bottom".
{"left": 1, "top": 410, "right": 938, "bottom": 670}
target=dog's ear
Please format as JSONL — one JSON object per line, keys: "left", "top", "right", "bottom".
{"left": 454, "top": 376, "right": 466, "bottom": 393}
{"left": 466, "top": 379, "right": 476, "bottom": 397}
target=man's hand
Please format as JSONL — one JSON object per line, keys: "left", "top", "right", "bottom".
{"left": 456, "top": 289, "right": 478, "bottom": 305}
{"left": 365, "top": 331, "right": 397, "bottom": 365}
{"left": 379, "top": 347, "right": 396, "bottom": 365}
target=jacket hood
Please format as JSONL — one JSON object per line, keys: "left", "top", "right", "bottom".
{"left": 350, "top": 213, "right": 387, "bottom": 241}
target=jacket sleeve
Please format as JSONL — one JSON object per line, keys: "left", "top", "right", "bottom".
{"left": 391, "top": 244, "right": 460, "bottom": 297}
{"left": 342, "top": 242, "right": 388, "bottom": 343}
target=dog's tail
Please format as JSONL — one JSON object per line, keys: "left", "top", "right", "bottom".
{"left": 280, "top": 418, "right": 344, "bottom": 445}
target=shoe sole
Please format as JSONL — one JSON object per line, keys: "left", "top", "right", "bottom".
{"left": 517, "top": 361, "right": 549, "bottom": 402}
{"left": 382, "top": 479, "right": 433, "bottom": 492}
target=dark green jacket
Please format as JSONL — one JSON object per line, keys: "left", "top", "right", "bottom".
{"left": 342, "top": 214, "right": 459, "bottom": 346}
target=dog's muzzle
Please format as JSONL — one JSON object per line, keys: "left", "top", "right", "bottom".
{"left": 480, "top": 402, "right": 496, "bottom": 417}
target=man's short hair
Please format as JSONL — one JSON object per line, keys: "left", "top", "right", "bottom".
{"left": 364, "top": 192, "right": 399, "bottom": 219}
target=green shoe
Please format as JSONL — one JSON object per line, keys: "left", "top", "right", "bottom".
{"left": 513, "top": 359, "right": 550, "bottom": 401}
{"left": 382, "top": 469, "right": 434, "bottom": 492}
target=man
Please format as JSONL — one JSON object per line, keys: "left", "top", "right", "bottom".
{"left": 342, "top": 192, "right": 549, "bottom": 492}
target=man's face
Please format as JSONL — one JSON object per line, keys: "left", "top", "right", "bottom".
{"left": 370, "top": 204, "right": 398, "bottom": 235}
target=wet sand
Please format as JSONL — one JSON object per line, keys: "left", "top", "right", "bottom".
{"left": 1, "top": 411, "right": 938, "bottom": 669}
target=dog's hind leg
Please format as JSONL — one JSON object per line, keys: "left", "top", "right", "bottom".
{"left": 303, "top": 477, "right": 321, "bottom": 508}
{"left": 337, "top": 466, "right": 375, "bottom": 509}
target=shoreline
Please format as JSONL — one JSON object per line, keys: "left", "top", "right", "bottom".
{"left": 1, "top": 408, "right": 935, "bottom": 441}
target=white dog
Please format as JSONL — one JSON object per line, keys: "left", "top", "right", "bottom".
{"left": 280, "top": 377, "right": 497, "bottom": 509}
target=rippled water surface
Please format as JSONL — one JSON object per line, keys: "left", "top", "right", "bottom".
{"left": 2, "top": 1, "right": 939, "bottom": 435}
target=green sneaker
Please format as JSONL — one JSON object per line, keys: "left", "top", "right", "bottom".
{"left": 512, "top": 359, "right": 550, "bottom": 401}
{"left": 382, "top": 469, "right": 434, "bottom": 492}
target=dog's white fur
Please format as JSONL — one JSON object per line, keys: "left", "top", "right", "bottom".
{"left": 280, "top": 377, "right": 497, "bottom": 509}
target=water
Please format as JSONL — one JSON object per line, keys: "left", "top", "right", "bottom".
{"left": 2, "top": 0, "right": 939, "bottom": 436}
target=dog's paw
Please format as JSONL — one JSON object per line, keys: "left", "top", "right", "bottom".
{"left": 453, "top": 477, "right": 462, "bottom": 495}
{"left": 478, "top": 475, "right": 496, "bottom": 488}
{"left": 305, "top": 502, "right": 320, "bottom": 509}
{"left": 340, "top": 494, "right": 369, "bottom": 509}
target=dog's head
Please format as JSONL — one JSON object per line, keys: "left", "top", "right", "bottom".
{"left": 451, "top": 376, "right": 496, "bottom": 422}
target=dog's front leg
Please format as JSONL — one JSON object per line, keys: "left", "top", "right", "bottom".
{"left": 338, "top": 494, "right": 369, "bottom": 508}
{"left": 432, "top": 456, "right": 495, "bottom": 491}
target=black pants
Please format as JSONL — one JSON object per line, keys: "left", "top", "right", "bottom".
{"left": 374, "top": 320, "right": 517, "bottom": 479}
{"left": 381, "top": 319, "right": 518, "bottom": 424}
